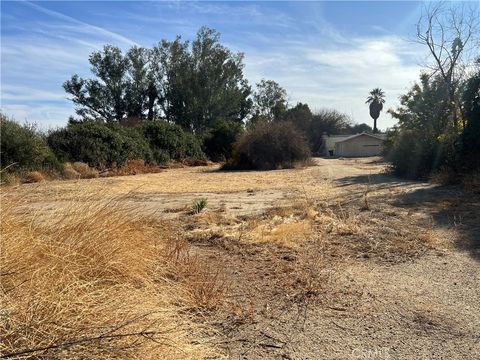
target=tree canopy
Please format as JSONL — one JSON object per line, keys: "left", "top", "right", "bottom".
{"left": 64, "top": 27, "right": 252, "bottom": 136}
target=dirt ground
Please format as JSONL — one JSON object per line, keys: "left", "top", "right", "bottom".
{"left": 6, "top": 158, "right": 480, "bottom": 359}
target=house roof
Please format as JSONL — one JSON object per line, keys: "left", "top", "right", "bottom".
{"left": 335, "top": 132, "right": 386, "bottom": 143}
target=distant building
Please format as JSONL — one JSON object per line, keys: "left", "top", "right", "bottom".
{"left": 321, "top": 132, "right": 386, "bottom": 157}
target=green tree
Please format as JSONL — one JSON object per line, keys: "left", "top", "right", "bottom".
{"left": 125, "top": 46, "right": 157, "bottom": 120}
{"left": 349, "top": 123, "right": 373, "bottom": 134}
{"left": 365, "top": 88, "right": 385, "bottom": 133}
{"left": 151, "top": 27, "right": 251, "bottom": 134}
{"left": 64, "top": 27, "right": 251, "bottom": 131}
{"left": 282, "top": 102, "right": 313, "bottom": 133}
{"left": 386, "top": 74, "right": 451, "bottom": 177}
{"left": 64, "top": 45, "right": 130, "bottom": 122}
{"left": 249, "top": 79, "right": 287, "bottom": 127}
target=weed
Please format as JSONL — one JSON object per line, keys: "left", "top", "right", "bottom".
{"left": 192, "top": 198, "right": 208, "bottom": 214}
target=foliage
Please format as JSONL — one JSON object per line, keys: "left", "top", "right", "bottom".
{"left": 384, "top": 127, "right": 446, "bottom": 178}
{"left": 227, "top": 122, "right": 311, "bottom": 170}
{"left": 248, "top": 79, "right": 287, "bottom": 127}
{"left": 458, "top": 66, "right": 480, "bottom": 171}
{"left": 64, "top": 27, "right": 252, "bottom": 135}
{"left": 192, "top": 198, "right": 208, "bottom": 214}
{"left": 365, "top": 88, "right": 385, "bottom": 133}
{"left": 203, "top": 119, "right": 243, "bottom": 161}
{"left": 282, "top": 102, "right": 312, "bottom": 133}
{"left": 155, "top": 27, "right": 252, "bottom": 134}
{"left": 282, "top": 105, "right": 352, "bottom": 154}
{"left": 385, "top": 74, "right": 452, "bottom": 178}
{"left": 64, "top": 46, "right": 157, "bottom": 122}
{"left": 47, "top": 120, "right": 152, "bottom": 168}
{"left": 0, "top": 113, "right": 59, "bottom": 173}
{"left": 138, "top": 120, "right": 206, "bottom": 163}
{"left": 349, "top": 123, "right": 373, "bottom": 134}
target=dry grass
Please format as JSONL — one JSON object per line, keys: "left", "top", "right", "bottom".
{"left": 248, "top": 220, "right": 313, "bottom": 248}
{"left": 0, "top": 173, "right": 21, "bottom": 186}
{"left": 23, "top": 171, "right": 45, "bottom": 183}
{"left": 0, "top": 193, "right": 223, "bottom": 359}
{"left": 72, "top": 162, "right": 99, "bottom": 179}
{"left": 63, "top": 162, "right": 81, "bottom": 179}
{"left": 106, "top": 159, "right": 163, "bottom": 177}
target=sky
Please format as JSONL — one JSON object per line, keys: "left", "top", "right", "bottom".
{"left": 1, "top": 1, "right": 436, "bottom": 130}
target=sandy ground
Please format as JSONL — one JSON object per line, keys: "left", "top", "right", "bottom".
{"left": 5, "top": 158, "right": 480, "bottom": 359}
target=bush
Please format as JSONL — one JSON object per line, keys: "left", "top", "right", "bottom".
{"left": 203, "top": 120, "right": 243, "bottom": 161}
{"left": 0, "top": 114, "right": 59, "bottom": 173}
{"left": 139, "top": 121, "right": 206, "bottom": 163}
{"left": 47, "top": 120, "right": 152, "bottom": 168}
{"left": 384, "top": 128, "right": 447, "bottom": 178}
{"left": 226, "top": 122, "right": 311, "bottom": 170}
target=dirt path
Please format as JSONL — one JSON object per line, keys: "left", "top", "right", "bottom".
{"left": 187, "top": 158, "right": 479, "bottom": 359}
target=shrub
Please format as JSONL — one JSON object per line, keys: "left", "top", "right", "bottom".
{"left": 384, "top": 128, "right": 448, "bottom": 178}
{"left": 203, "top": 120, "right": 243, "bottom": 161}
{"left": 139, "top": 121, "right": 206, "bottom": 163}
{"left": 0, "top": 113, "right": 59, "bottom": 173}
{"left": 226, "top": 122, "right": 311, "bottom": 170}
{"left": 47, "top": 120, "right": 152, "bottom": 168}
{"left": 192, "top": 198, "right": 208, "bottom": 214}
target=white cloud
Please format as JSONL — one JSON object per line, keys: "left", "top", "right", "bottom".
{"left": 243, "top": 35, "right": 424, "bottom": 130}
{"left": 24, "top": 1, "right": 138, "bottom": 46}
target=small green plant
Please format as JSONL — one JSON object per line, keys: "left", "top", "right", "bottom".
{"left": 192, "top": 198, "right": 208, "bottom": 214}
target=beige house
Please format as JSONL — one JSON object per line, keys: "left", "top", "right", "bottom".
{"left": 322, "top": 133, "right": 386, "bottom": 157}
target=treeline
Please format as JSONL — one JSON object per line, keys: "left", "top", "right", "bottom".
{"left": 1, "top": 26, "right": 371, "bottom": 180}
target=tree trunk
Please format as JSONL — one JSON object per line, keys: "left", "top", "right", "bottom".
{"left": 373, "top": 118, "right": 378, "bottom": 134}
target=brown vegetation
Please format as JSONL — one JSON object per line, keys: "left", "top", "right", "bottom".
{"left": 0, "top": 193, "right": 222, "bottom": 358}
{"left": 2, "top": 157, "right": 478, "bottom": 359}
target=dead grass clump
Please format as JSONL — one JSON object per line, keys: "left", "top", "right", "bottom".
{"left": 161, "top": 237, "right": 228, "bottom": 311}
{"left": 249, "top": 220, "right": 313, "bottom": 248}
{"left": 181, "top": 157, "right": 210, "bottom": 167}
{"left": 107, "top": 159, "right": 164, "bottom": 177}
{"left": 23, "top": 170, "right": 45, "bottom": 183}
{"left": 0, "top": 172, "right": 20, "bottom": 186}
{"left": 72, "top": 162, "right": 99, "bottom": 178}
{"left": 63, "top": 162, "right": 80, "bottom": 179}
{"left": 0, "top": 194, "right": 218, "bottom": 359}
{"left": 317, "top": 208, "right": 363, "bottom": 236}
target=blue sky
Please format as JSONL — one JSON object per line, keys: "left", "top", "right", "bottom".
{"left": 1, "top": 1, "right": 432, "bottom": 130}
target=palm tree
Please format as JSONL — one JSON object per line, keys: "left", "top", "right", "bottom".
{"left": 365, "top": 88, "right": 385, "bottom": 133}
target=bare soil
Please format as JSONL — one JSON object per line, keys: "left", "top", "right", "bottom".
{"left": 7, "top": 158, "right": 480, "bottom": 359}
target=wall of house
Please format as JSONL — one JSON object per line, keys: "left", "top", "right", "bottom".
{"left": 335, "top": 135, "right": 383, "bottom": 157}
